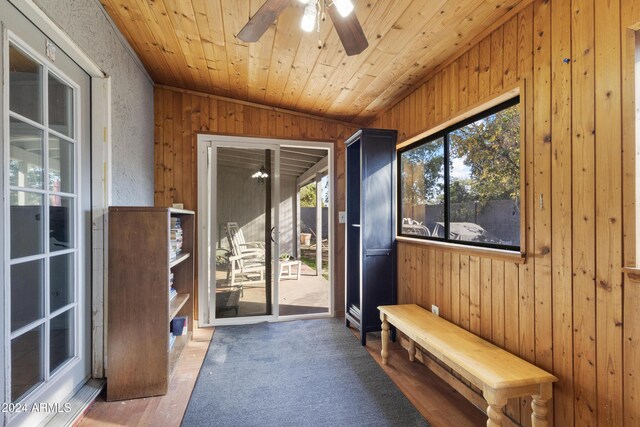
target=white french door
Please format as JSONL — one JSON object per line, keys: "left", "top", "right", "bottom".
{"left": 2, "top": 1, "right": 91, "bottom": 423}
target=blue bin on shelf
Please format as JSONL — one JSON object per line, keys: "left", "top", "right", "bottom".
{"left": 171, "top": 316, "right": 187, "bottom": 336}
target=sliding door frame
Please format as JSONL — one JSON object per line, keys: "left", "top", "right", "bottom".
{"left": 196, "top": 134, "right": 335, "bottom": 326}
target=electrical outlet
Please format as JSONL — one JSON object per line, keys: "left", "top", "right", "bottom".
{"left": 431, "top": 305, "right": 439, "bottom": 316}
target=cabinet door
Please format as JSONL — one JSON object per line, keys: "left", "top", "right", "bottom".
{"left": 362, "top": 137, "right": 394, "bottom": 251}
{"left": 363, "top": 250, "right": 394, "bottom": 330}
{"left": 361, "top": 133, "right": 396, "bottom": 331}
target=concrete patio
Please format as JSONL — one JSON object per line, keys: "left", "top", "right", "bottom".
{"left": 216, "top": 263, "right": 330, "bottom": 318}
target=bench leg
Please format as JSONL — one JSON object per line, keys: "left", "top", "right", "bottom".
{"left": 531, "top": 383, "right": 552, "bottom": 427}
{"left": 380, "top": 313, "right": 390, "bottom": 365}
{"left": 408, "top": 338, "right": 416, "bottom": 362}
{"left": 484, "top": 388, "right": 507, "bottom": 427}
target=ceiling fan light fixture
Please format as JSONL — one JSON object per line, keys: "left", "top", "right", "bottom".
{"left": 301, "top": 3, "right": 317, "bottom": 32}
{"left": 238, "top": 0, "right": 368, "bottom": 56}
{"left": 333, "top": 0, "right": 354, "bottom": 17}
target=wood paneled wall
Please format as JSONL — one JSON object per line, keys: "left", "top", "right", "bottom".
{"left": 154, "top": 85, "right": 357, "bottom": 316}
{"left": 371, "top": 1, "right": 640, "bottom": 426}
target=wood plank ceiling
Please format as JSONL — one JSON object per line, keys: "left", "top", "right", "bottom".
{"left": 100, "top": 0, "right": 524, "bottom": 124}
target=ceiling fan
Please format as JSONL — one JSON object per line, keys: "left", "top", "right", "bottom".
{"left": 237, "top": 0, "right": 369, "bottom": 56}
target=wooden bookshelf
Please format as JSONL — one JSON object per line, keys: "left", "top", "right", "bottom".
{"left": 107, "top": 207, "right": 194, "bottom": 401}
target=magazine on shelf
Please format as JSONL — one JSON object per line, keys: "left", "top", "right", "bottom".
{"left": 169, "top": 216, "right": 184, "bottom": 260}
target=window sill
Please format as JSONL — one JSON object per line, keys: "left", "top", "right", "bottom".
{"left": 396, "top": 236, "right": 526, "bottom": 264}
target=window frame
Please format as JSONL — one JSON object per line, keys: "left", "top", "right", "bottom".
{"left": 397, "top": 96, "right": 521, "bottom": 252}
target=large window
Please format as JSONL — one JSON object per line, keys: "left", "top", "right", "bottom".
{"left": 399, "top": 98, "right": 521, "bottom": 250}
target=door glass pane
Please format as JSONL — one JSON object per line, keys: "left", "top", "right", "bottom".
{"left": 50, "top": 196, "right": 74, "bottom": 252}
{"left": 215, "top": 147, "right": 273, "bottom": 319}
{"left": 50, "top": 309, "right": 74, "bottom": 373}
{"left": 10, "top": 117, "right": 44, "bottom": 189}
{"left": 10, "top": 191, "right": 44, "bottom": 259}
{"left": 449, "top": 104, "right": 521, "bottom": 246}
{"left": 50, "top": 253, "right": 74, "bottom": 311}
{"left": 9, "top": 44, "right": 42, "bottom": 123}
{"left": 48, "top": 73, "right": 74, "bottom": 138}
{"left": 279, "top": 147, "right": 331, "bottom": 316}
{"left": 400, "top": 137, "right": 445, "bottom": 237}
{"left": 11, "top": 325, "right": 44, "bottom": 402}
{"left": 11, "top": 260, "right": 44, "bottom": 332}
{"left": 49, "top": 135, "right": 74, "bottom": 193}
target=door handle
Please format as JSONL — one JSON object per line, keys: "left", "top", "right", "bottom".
{"left": 270, "top": 226, "right": 275, "bottom": 243}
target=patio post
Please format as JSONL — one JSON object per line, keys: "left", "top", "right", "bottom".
{"left": 316, "top": 172, "right": 322, "bottom": 276}
{"left": 296, "top": 184, "right": 301, "bottom": 260}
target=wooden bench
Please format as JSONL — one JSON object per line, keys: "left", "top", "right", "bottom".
{"left": 378, "top": 304, "right": 557, "bottom": 427}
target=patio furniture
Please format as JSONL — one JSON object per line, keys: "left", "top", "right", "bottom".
{"left": 401, "top": 218, "right": 430, "bottom": 236}
{"left": 224, "top": 222, "right": 267, "bottom": 289}
{"left": 226, "top": 222, "right": 265, "bottom": 257}
{"left": 229, "top": 251, "right": 265, "bottom": 289}
{"left": 279, "top": 259, "right": 301, "bottom": 280}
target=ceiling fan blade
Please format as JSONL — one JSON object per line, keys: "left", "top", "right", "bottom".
{"left": 327, "top": 5, "right": 369, "bottom": 56}
{"left": 237, "top": 0, "right": 293, "bottom": 42}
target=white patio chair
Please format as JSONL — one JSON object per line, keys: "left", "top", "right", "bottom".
{"left": 224, "top": 223, "right": 267, "bottom": 291}
{"left": 229, "top": 251, "right": 265, "bottom": 290}
{"left": 226, "top": 222, "right": 265, "bottom": 258}
{"left": 401, "top": 221, "right": 430, "bottom": 236}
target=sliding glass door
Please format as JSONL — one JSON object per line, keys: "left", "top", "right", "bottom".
{"left": 204, "top": 142, "right": 280, "bottom": 324}
{"left": 197, "top": 135, "right": 335, "bottom": 326}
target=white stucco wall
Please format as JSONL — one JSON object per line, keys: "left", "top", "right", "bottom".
{"left": 34, "top": 0, "right": 154, "bottom": 205}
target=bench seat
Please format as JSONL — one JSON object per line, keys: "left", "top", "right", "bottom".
{"left": 378, "top": 304, "right": 557, "bottom": 427}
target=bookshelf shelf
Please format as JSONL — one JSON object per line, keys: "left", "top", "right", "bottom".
{"left": 169, "top": 332, "right": 192, "bottom": 374}
{"left": 169, "top": 252, "right": 191, "bottom": 268}
{"left": 107, "top": 207, "right": 195, "bottom": 401}
{"left": 168, "top": 207, "right": 194, "bottom": 215}
{"left": 169, "top": 293, "right": 190, "bottom": 320}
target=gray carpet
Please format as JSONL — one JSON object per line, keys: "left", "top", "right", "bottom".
{"left": 182, "top": 318, "right": 430, "bottom": 427}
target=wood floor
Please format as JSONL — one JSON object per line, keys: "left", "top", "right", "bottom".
{"left": 77, "top": 326, "right": 214, "bottom": 426}
{"left": 78, "top": 321, "right": 484, "bottom": 427}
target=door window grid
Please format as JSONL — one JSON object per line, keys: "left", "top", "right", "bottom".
{"left": 6, "top": 41, "right": 79, "bottom": 403}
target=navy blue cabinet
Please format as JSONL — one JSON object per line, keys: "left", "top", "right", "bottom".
{"left": 344, "top": 129, "right": 397, "bottom": 345}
